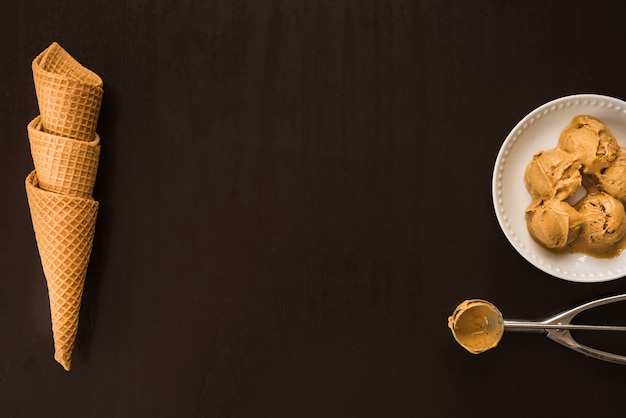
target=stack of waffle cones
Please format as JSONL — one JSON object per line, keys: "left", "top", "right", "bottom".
{"left": 25, "top": 42, "right": 103, "bottom": 371}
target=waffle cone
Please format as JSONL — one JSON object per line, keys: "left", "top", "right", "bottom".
{"left": 25, "top": 170, "right": 99, "bottom": 371}
{"left": 28, "top": 115, "right": 100, "bottom": 198}
{"left": 32, "top": 42, "right": 103, "bottom": 141}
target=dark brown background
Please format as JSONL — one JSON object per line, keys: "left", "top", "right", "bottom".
{"left": 3, "top": 0, "right": 626, "bottom": 416}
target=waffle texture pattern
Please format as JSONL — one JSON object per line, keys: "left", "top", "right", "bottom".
{"left": 32, "top": 42, "right": 103, "bottom": 141}
{"left": 26, "top": 42, "right": 103, "bottom": 371}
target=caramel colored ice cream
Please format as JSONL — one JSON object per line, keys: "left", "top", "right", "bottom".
{"left": 595, "top": 148, "right": 626, "bottom": 202}
{"left": 557, "top": 115, "right": 619, "bottom": 174}
{"left": 524, "top": 148, "right": 582, "bottom": 201}
{"left": 448, "top": 300, "right": 504, "bottom": 354}
{"left": 524, "top": 115, "right": 626, "bottom": 257}
{"left": 574, "top": 192, "right": 626, "bottom": 253}
{"left": 526, "top": 199, "right": 582, "bottom": 249}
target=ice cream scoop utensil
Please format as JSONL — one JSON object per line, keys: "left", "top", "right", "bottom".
{"left": 448, "top": 294, "right": 626, "bottom": 365}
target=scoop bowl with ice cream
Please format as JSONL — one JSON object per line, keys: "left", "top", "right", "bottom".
{"left": 448, "top": 296, "right": 626, "bottom": 365}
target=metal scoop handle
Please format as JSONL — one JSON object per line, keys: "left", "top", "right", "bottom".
{"left": 505, "top": 294, "right": 626, "bottom": 365}
{"left": 504, "top": 321, "right": 626, "bottom": 332}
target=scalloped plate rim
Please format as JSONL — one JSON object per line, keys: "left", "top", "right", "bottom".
{"left": 492, "top": 93, "right": 626, "bottom": 283}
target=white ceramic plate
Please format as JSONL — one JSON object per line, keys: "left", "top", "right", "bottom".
{"left": 493, "top": 94, "right": 626, "bottom": 282}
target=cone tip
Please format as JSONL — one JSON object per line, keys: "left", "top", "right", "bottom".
{"left": 54, "top": 353, "right": 72, "bottom": 371}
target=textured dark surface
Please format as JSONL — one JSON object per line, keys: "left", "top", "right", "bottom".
{"left": 2, "top": 1, "right": 626, "bottom": 417}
